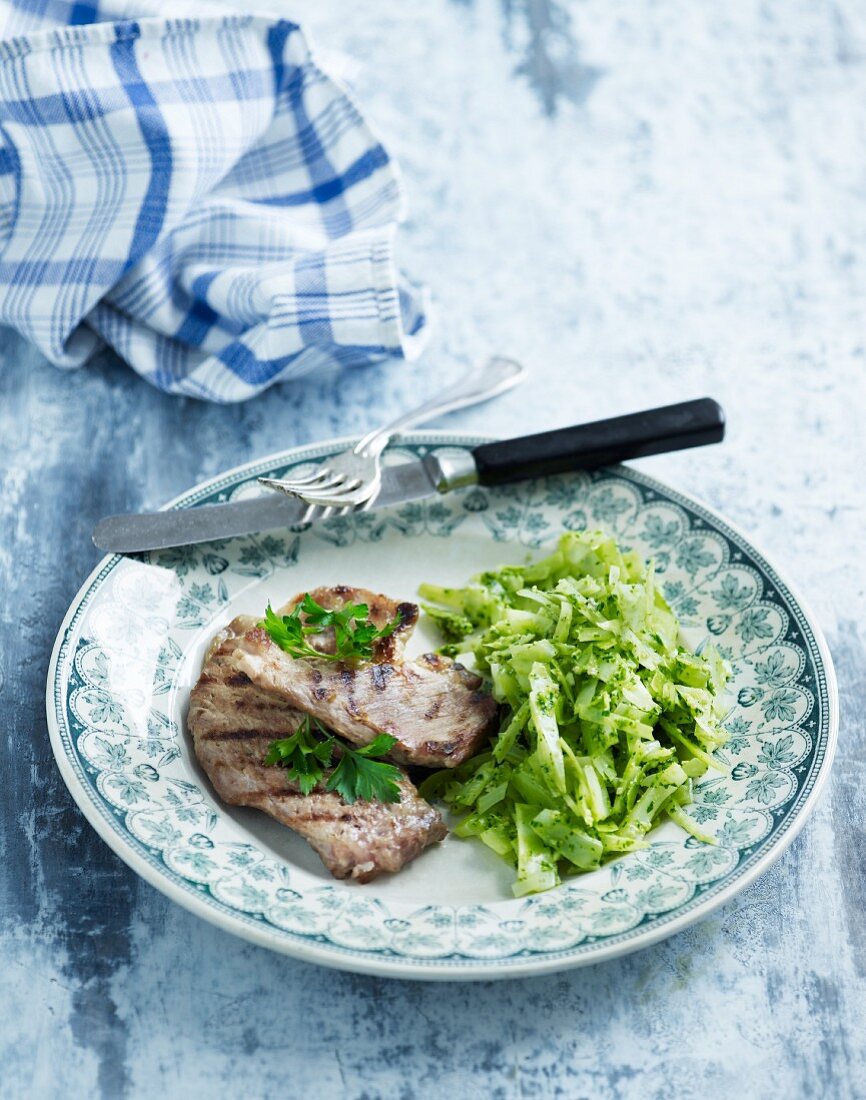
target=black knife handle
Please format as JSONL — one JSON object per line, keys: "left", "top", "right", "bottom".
{"left": 471, "top": 398, "right": 725, "bottom": 486}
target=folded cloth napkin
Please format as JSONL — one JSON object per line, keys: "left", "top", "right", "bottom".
{"left": 0, "top": 0, "right": 428, "bottom": 400}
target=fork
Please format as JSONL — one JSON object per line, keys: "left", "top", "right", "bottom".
{"left": 258, "top": 356, "right": 526, "bottom": 513}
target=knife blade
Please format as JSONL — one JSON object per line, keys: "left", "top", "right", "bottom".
{"left": 93, "top": 454, "right": 445, "bottom": 553}
{"left": 93, "top": 397, "right": 726, "bottom": 554}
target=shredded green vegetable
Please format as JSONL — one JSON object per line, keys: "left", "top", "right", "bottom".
{"left": 418, "top": 530, "right": 729, "bottom": 897}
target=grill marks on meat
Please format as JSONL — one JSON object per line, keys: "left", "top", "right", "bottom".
{"left": 232, "top": 628, "right": 498, "bottom": 768}
{"left": 276, "top": 585, "right": 418, "bottom": 664}
{"left": 188, "top": 618, "right": 446, "bottom": 882}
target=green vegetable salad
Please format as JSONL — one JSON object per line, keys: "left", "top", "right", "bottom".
{"left": 419, "top": 530, "right": 729, "bottom": 897}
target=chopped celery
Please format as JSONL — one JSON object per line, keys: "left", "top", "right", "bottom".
{"left": 514, "top": 804, "right": 559, "bottom": 896}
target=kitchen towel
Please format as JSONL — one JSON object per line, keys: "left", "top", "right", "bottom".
{"left": 0, "top": 0, "right": 428, "bottom": 400}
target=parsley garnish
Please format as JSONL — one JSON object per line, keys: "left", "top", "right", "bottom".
{"left": 326, "top": 733, "right": 403, "bottom": 805}
{"left": 260, "top": 594, "right": 403, "bottom": 664}
{"left": 264, "top": 719, "right": 402, "bottom": 804}
{"left": 263, "top": 718, "right": 334, "bottom": 795}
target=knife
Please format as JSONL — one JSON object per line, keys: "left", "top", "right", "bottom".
{"left": 93, "top": 398, "right": 725, "bottom": 553}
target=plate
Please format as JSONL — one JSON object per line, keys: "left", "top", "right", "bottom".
{"left": 46, "top": 433, "right": 838, "bottom": 979}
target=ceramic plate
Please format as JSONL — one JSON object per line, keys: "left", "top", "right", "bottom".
{"left": 47, "top": 433, "right": 837, "bottom": 980}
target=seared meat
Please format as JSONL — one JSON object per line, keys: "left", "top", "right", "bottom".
{"left": 188, "top": 618, "right": 447, "bottom": 882}
{"left": 277, "top": 585, "right": 418, "bottom": 663}
{"left": 232, "top": 627, "right": 499, "bottom": 768}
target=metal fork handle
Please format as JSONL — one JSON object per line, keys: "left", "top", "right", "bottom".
{"left": 353, "top": 356, "right": 526, "bottom": 458}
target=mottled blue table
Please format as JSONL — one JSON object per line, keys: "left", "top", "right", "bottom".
{"left": 2, "top": 2, "right": 864, "bottom": 1096}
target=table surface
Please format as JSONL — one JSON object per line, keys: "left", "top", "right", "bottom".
{"left": 2, "top": 1, "right": 865, "bottom": 1097}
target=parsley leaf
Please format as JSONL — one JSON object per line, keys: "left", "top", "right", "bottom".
{"left": 260, "top": 603, "right": 321, "bottom": 660}
{"left": 326, "top": 735, "right": 402, "bottom": 805}
{"left": 260, "top": 594, "right": 403, "bottom": 664}
{"left": 264, "top": 723, "right": 401, "bottom": 804}
{"left": 263, "top": 717, "right": 333, "bottom": 795}
{"left": 354, "top": 733, "right": 400, "bottom": 758}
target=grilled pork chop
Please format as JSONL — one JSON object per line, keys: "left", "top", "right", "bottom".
{"left": 232, "top": 627, "right": 499, "bottom": 768}
{"left": 188, "top": 617, "right": 447, "bottom": 882}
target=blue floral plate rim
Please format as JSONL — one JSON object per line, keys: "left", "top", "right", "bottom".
{"left": 45, "top": 432, "right": 838, "bottom": 980}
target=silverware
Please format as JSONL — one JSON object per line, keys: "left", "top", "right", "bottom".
{"left": 92, "top": 398, "right": 725, "bottom": 554}
{"left": 258, "top": 356, "right": 526, "bottom": 511}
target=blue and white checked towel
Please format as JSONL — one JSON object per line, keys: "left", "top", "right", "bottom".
{"left": 0, "top": 0, "right": 428, "bottom": 400}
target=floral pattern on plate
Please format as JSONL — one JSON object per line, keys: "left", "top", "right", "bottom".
{"left": 47, "top": 434, "right": 837, "bottom": 978}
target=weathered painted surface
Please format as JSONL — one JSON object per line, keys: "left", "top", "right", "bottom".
{"left": 1, "top": 1, "right": 865, "bottom": 1096}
